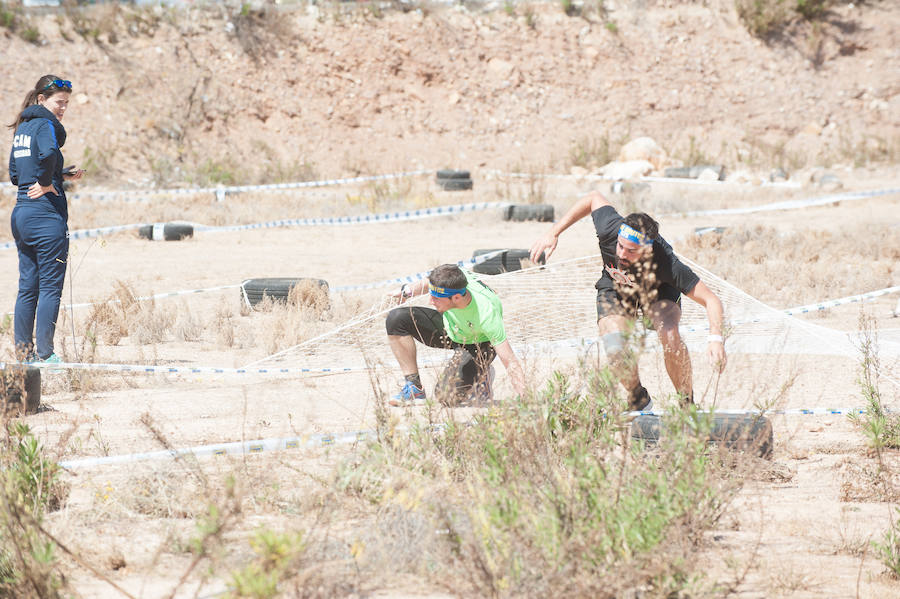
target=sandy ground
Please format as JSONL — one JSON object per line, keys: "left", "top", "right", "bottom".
{"left": 0, "top": 172, "right": 898, "bottom": 597}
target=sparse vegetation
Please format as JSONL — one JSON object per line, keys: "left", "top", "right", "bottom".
{"left": 568, "top": 133, "right": 620, "bottom": 170}
{"left": 736, "top": 0, "right": 837, "bottom": 38}
{"left": 336, "top": 370, "right": 737, "bottom": 596}
{"left": 0, "top": 422, "right": 67, "bottom": 598}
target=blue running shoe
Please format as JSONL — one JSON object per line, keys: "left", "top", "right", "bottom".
{"left": 37, "top": 353, "right": 64, "bottom": 375}
{"left": 389, "top": 380, "right": 427, "bottom": 406}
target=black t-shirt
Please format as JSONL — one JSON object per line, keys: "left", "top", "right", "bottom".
{"left": 591, "top": 205, "right": 699, "bottom": 301}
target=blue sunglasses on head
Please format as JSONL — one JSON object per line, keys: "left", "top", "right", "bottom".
{"left": 42, "top": 79, "right": 72, "bottom": 91}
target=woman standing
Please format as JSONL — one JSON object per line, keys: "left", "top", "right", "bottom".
{"left": 8, "top": 75, "right": 84, "bottom": 363}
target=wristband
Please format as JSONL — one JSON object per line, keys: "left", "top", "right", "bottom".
{"left": 400, "top": 284, "right": 411, "bottom": 299}
{"left": 708, "top": 334, "right": 724, "bottom": 343}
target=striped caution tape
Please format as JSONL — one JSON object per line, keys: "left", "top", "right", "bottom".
{"left": 676, "top": 187, "right": 900, "bottom": 217}
{"left": 191, "top": 201, "right": 510, "bottom": 233}
{"left": 0, "top": 202, "right": 511, "bottom": 251}
{"left": 781, "top": 286, "right": 900, "bottom": 315}
{"left": 331, "top": 248, "right": 505, "bottom": 291}
{"left": 57, "top": 407, "right": 876, "bottom": 470}
{"left": 0, "top": 223, "right": 147, "bottom": 251}
{"left": 65, "top": 169, "right": 436, "bottom": 201}
{"left": 58, "top": 428, "right": 381, "bottom": 470}
{"left": 2, "top": 360, "right": 364, "bottom": 375}
{"left": 4, "top": 251, "right": 507, "bottom": 316}
{"left": 486, "top": 169, "right": 801, "bottom": 188}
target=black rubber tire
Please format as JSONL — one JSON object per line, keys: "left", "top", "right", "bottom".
{"left": 631, "top": 412, "right": 774, "bottom": 459}
{"left": 437, "top": 178, "right": 473, "bottom": 191}
{"left": 501, "top": 204, "right": 555, "bottom": 222}
{"left": 2, "top": 366, "right": 41, "bottom": 415}
{"left": 241, "top": 278, "right": 330, "bottom": 308}
{"left": 436, "top": 169, "right": 471, "bottom": 180}
{"left": 471, "top": 249, "right": 546, "bottom": 275}
{"left": 138, "top": 223, "right": 194, "bottom": 241}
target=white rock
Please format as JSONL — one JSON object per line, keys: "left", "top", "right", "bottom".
{"left": 600, "top": 160, "right": 654, "bottom": 180}
{"left": 697, "top": 168, "right": 721, "bottom": 182}
{"left": 618, "top": 137, "right": 667, "bottom": 170}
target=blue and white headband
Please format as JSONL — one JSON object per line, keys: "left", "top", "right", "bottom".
{"left": 618, "top": 223, "right": 653, "bottom": 246}
{"left": 429, "top": 283, "right": 467, "bottom": 298}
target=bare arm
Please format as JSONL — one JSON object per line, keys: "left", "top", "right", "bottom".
{"left": 684, "top": 280, "right": 727, "bottom": 371}
{"left": 389, "top": 279, "right": 429, "bottom": 303}
{"left": 530, "top": 191, "right": 612, "bottom": 262}
{"left": 493, "top": 339, "right": 526, "bottom": 396}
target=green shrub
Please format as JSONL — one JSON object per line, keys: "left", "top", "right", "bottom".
{"left": 338, "top": 369, "right": 736, "bottom": 596}
{"left": 0, "top": 422, "right": 66, "bottom": 597}
{"left": 227, "top": 528, "right": 306, "bottom": 599}
{"left": 873, "top": 508, "right": 900, "bottom": 578}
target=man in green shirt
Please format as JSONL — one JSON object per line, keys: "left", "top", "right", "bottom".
{"left": 385, "top": 264, "right": 526, "bottom": 406}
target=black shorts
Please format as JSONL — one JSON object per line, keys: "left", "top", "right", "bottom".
{"left": 596, "top": 285, "right": 682, "bottom": 327}
{"left": 385, "top": 306, "right": 496, "bottom": 395}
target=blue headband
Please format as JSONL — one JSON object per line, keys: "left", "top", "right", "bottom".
{"left": 618, "top": 223, "right": 653, "bottom": 246}
{"left": 429, "top": 283, "right": 467, "bottom": 298}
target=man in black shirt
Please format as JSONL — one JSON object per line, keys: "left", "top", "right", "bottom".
{"left": 530, "top": 191, "right": 726, "bottom": 410}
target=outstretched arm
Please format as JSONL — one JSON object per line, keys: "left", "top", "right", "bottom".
{"left": 529, "top": 191, "right": 612, "bottom": 262}
{"left": 389, "top": 279, "right": 428, "bottom": 303}
{"left": 685, "top": 280, "right": 727, "bottom": 372}
{"left": 493, "top": 340, "right": 526, "bottom": 396}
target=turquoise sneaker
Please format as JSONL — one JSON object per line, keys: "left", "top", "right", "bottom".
{"left": 389, "top": 380, "right": 427, "bottom": 407}
{"left": 40, "top": 353, "right": 64, "bottom": 374}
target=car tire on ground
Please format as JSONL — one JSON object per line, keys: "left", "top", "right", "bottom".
{"left": 501, "top": 204, "right": 554, "bottom": 222}
{"left": 471, "top": 249, "right": 546, "bottom": 275}
{"left": 631, "top": 412, "right": 774, "bottom": 459}
{"left": 241, "top": 278, "right": 330, "bottom": 309}
{"left": 2, "top": 366, "right": 41, "bottom": 415}
{"left": 437, "top": 178, "right": 474, "bottom": 191}
{"left": 138, "top": 222, "right": 194, "bottom": 241}
{"left": 436, "top": 169, "right": 471, "bottom": 180}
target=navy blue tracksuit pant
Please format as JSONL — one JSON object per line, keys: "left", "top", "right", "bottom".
{"left": 11, "top": 201, "right": 68, "bottom": 360}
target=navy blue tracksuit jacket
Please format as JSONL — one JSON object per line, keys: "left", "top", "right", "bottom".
{"left": 8, "top": 104, "right": 70, "bottom": 360}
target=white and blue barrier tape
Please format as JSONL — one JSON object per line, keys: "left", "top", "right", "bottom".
{"left": 57, "top": 406, "right": 877, "bottom": 470}
{"left": 5, "top": 360, "right": 364, "bottom": 375}
{"left": 2, "top": 249, "right": 507, "bottom": 316}
{"left": 331, "top": 249, "right": 505, "bottom": 292}
{"left": 487, "top": 169, "right": 802, "bottom": 189}
{"left": 3, "top": 187, "right": 895, "bottom": 252}
{"left": 192, "top": 201, "right": 510, "bottom": 233}
{"left": 65, "top": 169, "right": 436, "bottom": 201}
{"left": 58, "top": 428, "right": 380, "bottom": 470}
{"left": 0, "top": 202, "right": 512, "bottom": 251}
{"left": 0, "top": 223, "right": 146, "bottom": 251}
{"left": 675, "top": 187, "right": 900, "bottom": 217}
{"left": 783, "top": 286, "right": 900, "bottom": 316}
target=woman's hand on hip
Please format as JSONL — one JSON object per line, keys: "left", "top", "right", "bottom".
{"left": 27, "top": 182, "right": 59, "bottom": 199}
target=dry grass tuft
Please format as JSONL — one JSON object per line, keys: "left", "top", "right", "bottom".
{"left": 836, "top": 455, "right": 900, "bottom": 503}
{"left": 680, "top": 223, "right": 900, "bottom": 305}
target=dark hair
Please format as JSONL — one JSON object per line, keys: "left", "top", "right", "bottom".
{"left": 8, "top": 74, "right": 72, "bottom": 131}
{"left": 429, "top": 264, "right": 468, "bottom": 292}
{"left": 623, "top": 212, "right": 659, "bottom": 241}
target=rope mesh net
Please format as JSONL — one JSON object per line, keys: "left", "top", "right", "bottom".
{"left": 250, "top": 254, "right": 900, "bottom": 398}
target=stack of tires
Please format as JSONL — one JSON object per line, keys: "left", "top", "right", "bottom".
{"left": 436, "top": 169, "right": 473, "bottom": 191}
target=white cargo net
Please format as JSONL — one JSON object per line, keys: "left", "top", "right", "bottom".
{"left": 247, "top": 254, "right": 900, "bottom": 388}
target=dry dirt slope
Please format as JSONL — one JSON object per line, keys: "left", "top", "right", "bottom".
{"left": 0, "top": 0, "right": 897, "bottom": 189}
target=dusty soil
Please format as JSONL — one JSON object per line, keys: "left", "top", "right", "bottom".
{"left": 0, "top": 1, "right": 898, "bottom": 187}
{"left": 1, "top": 1, "right": 899, "bottom": 598}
